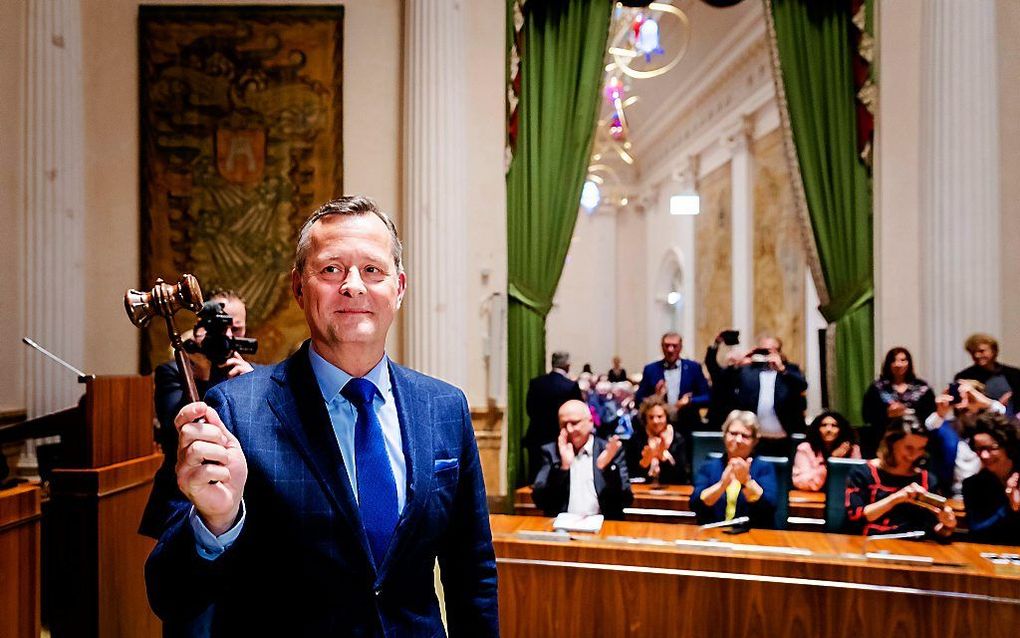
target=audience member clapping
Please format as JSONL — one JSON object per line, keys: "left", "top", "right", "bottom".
{"left": 792, "top": 411, "right": 861, "bottom": 492}
{"left": 961, "top": 412, "right": 1020, "bottom": 545}
{"left": 926, "top": 380, "right": 1004, "bottom": 497}
{"left": 626, "top": 396, "right": 688, "bottom": 485}
{"left": 690, "top": 410, "right": 778, "bottom": 528}
{"left": 860, "top": 347, "right": 936, "bottom": 457}
{"left": 845, "top": 414, "right": 956, "bottom": 539}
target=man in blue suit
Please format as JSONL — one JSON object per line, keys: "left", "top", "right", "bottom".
{"left": 145, "top": 197, "right": 499, "bottom": 636}
{"left": 634, "top": 333, "right": 710, "bottom": 473}
{"left": 635, "top": 333, "right": 709, "bottom": 428}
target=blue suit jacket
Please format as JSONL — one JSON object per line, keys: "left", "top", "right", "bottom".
{"left": 145, "top": 342, "right": 499, "bottom": 637}
{"left": 689, "top": 456, "right": 778, "bottom": 528}
{"left": 634, "top": 358, "right": 710, "bottom": 413}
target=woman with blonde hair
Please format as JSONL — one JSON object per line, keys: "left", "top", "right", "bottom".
{"left": 690, "top": 410, "right": 778, "bottom": 528}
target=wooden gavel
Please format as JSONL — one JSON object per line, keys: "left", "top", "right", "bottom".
{"left": 124, "top": 274, "right": 205, "bottom": 403}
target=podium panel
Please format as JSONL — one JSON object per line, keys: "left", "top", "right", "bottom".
{"left": 0, "top": 484, "right": 42, "bottom": 638}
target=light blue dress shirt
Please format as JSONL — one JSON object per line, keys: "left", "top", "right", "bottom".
{"left": 190, "top": 346, "right": 407, "bottom": 560}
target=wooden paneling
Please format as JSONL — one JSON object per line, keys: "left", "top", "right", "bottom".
{"left": 471, "top": 404, "right": 504, "bottom": 498}
{"left": 84, "top": 376, "right": 155, "bottom": 468}
{"left": 492, "top": 514, "right": 1020, "bottom": 638}
{"left": 515, "top": 486, "right": 966, "bottom": 529}
{"left": 48, "top": 454, "right": 162, "bottom": 638}
{"left": 0, "top": 484, "right": 41, "bottom": 638}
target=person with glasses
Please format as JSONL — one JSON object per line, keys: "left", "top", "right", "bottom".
{"left": 845, "top": 414, "right": 956, "bottom": 540}
{"left": 962, "top": 412, "right": 1020, "bottom": 545}
{"left": 690, "top": 410, "right": 778, "bottom": 528}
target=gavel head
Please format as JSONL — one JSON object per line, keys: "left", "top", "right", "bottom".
{"left": 124, "top": 274, "right": 204, "bottom": 328}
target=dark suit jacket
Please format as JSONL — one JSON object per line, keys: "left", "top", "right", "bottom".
{"left": 731, "top": 363, "right": 807, "bottom": 435}
{"left": 139, "top": 361, "right": 211, "bottom": 539}
{"left": 634, "top": 358, "right": 709, "bottom": 430}
{"left": 523, "top": 371, "right": 583, "bottom": 448}
{"left": 530, "top": 437, "right": 633, "bottom": 519}
{"left": 144, "top": 342, "right": 499, "bottom": 637}
{"left": 689, "top": 456, "right": 778, "bottom": 528}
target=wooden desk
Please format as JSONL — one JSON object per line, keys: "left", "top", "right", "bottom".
{"left": 492, "top": 514, "right": 1019, "bottom": 638}
{"left": 0, "top": 484, "right": 42, "bottom": 638}
{"left": 516, "top": 486, "right": 965, "bottom": 529}
{"left": 515, "top": 484, "right": 696, "bottom": 523}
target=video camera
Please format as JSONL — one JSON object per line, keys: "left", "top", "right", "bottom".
{"left": 183, "top": 300, "right": 258, "bottom": 366}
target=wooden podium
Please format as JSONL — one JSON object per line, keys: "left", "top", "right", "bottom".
{"left": 46, "top": 376, "right": 162, "bottom": 638}
{"left": 0, "top": 484, "right": 42, "bottom": 638}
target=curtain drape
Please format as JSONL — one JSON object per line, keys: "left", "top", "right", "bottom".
{"left": 505, "top": 0, "right": 612, "bottom": 489}
{"left": 767, "top": 0, "right": 874, "bottom": 425}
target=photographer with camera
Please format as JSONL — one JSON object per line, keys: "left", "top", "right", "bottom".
{"left": 139, "top": 290, "right": 257, "bottom": 539}
{"left": 706, "top": 333, "right": 807, "bottom": 458}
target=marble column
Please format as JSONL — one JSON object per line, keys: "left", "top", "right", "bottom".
{"left": 401, "top": 0, "right": 469, "bottom": 388}
{"left": 19, "top": 0, "right": 87, "bottom": 471}
{"left": 921, "top": 2, "right": 1000, "bottom": 386}
{"left": 725, "top": 116, "right": 755, "bottom": 346}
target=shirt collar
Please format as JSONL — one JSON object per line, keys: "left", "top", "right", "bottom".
{"left": 576, "top": 434, "right": 595, "bottom": 457}
{"left": 307, "top": 344, "right": 391, "bottom": 404}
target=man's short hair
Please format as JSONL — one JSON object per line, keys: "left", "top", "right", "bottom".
{"left": 294, "top": 196, "right": 403, "bottom": 273}
{"left": 964, "top": 333, "right": 999, "bottom": 355}
{"left": 207, "top": 289, "right": 245, "bottom": 305}
{"left": 661, "top": 332, "right": 681, "bottom": 342}
{"left": 551, "top": 351, "right": 570, "bottom": 369}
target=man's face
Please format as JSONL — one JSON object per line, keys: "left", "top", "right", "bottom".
{"left": 291, "top": 214, "right": 405, "bottom": 353}
{"left": 215, "top": 296, "right": 247, "bottom": 338}
{"left": 661, "top": 336, "right": 681, "bottom": 364}
{"left": 758, "top": 337, "right": 781, "bottom": 355}
{"left": 558, "top": 400, "right": 594, "bottom": 451}
{"left": 970, "top": 343, "right": 997, "bottom": 368}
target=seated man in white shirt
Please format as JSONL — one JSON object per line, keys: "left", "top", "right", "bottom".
{"left": 531, "top": 400, "right": 633, "bottom": 519}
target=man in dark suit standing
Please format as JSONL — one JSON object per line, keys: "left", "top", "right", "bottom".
{"left": 145, "top": 197, "right": 498, "bottom": 636}
{"left": 523, "top": 351, "right": 583, "bottom": 483}
{"left": 634, "top": 333, "right": 710, "bottom": 467}
{"left": 531, "top": 400, "right": 632, "bottom": 519}
{"left": 708, "top": 335, "right": 807, "bottom": 458}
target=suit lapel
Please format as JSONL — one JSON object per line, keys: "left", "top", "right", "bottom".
{"left": 592, "top": 437, "right": 607, "bottom": 497}
{"left": 267, "top": 342, "right": 373, "bottom": 561}
{"left": 377, "top": 362, "right": 433, "bottom": 579}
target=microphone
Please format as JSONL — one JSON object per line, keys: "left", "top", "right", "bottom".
{"left": 22, "top": 337, "right": 94, "bottom": 383}
{"left": 863, "top": 530, "right": 925, "bottom": 543}
{"left": 699, "top": 516, "right": 750, "bottom": 530}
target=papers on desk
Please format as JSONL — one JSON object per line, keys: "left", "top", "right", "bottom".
{"left": 673, "top": 539, "right": 813, "bottom": 556}
{"left": 552, "top": 513, "right": 605, "bottom": 533}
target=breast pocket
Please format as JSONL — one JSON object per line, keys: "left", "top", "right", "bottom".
{"left": 433, "top": 458, "right": 459, "bottom": 488}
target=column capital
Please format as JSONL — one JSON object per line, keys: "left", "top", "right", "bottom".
{"left": 721, "top": 114, "right": 755, "bottom": 153}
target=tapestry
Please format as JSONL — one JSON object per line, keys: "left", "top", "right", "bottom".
{"left": 138, "top": 5, "right": 343, "bottom": 370}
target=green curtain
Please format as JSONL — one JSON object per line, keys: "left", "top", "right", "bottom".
{"left": 770, "top": 0, "right": 873, "bottom": 425}
{"left": 505, "top": 0, "right": 612, "bottom": 490}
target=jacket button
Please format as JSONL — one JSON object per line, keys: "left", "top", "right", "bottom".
{"left": 374, "top": 587, "right": 383, "bottom": 598}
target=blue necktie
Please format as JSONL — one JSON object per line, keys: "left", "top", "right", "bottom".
{"left": 341, "top": 377, "right": 399, "bottom": 569}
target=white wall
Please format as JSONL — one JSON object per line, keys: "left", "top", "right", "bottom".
{"left": 0, "top": 4, "right": 25, "bottom": 412}
{"left": 998, "top": 0, "right": 1020, "bottom": 363}
{"left": 463, "top": 0, "right": 508, "bottom": 406}
{"left": 546, "top": 208, "right": 617, "bottom": 375}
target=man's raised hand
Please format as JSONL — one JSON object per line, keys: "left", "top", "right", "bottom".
{"left": 175, "top": 402, "right": 248, "bottom": 535}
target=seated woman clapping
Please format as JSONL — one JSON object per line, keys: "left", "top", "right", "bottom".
{"left": 626, "top": 396, "right": 688, "bottom": 485}
{"left": 690, "top": 410, "right": 778, "bottom": 528}
{"left": 845, "top": 414, "right": 956, "bottom": 539}
{"left": 962, "top": 412, "right": 1020, "bottom": 545}
{"left": 792, "top": 411, "right": 861, "bottom": 491}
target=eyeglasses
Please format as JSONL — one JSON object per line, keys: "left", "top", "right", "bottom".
{"left": 974, "top": 444, "right": 1003, "bottom": 455}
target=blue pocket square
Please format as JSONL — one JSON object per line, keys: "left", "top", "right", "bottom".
{"left": 433, "top": 458, "right": 459, "bottom": 472}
